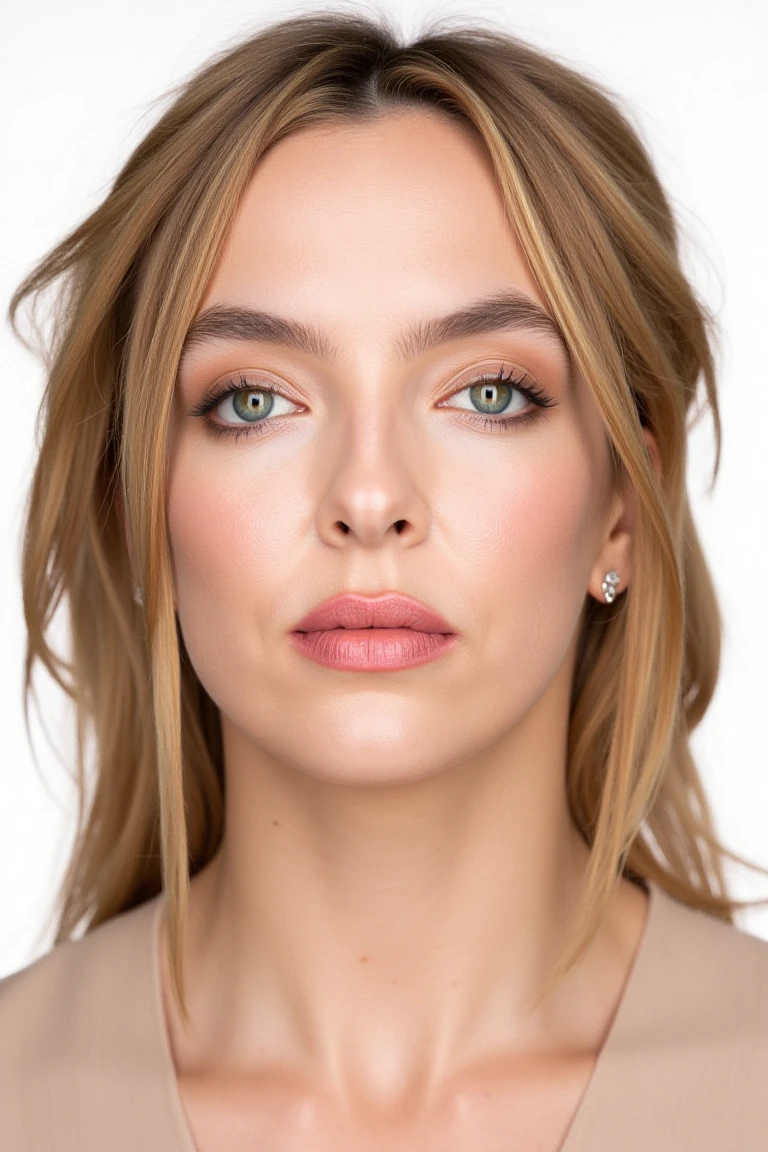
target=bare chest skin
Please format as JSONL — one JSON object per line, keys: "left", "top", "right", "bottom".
{"left": 164, "top": 880, "right": 650, "bottom": 1152}
{"left": 175, "top": 1050, "right": 596, "bottom": 1152}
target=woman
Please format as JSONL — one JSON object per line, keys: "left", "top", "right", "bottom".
{"left": 2, "top": 8, "right": 767, "bottom": 1150}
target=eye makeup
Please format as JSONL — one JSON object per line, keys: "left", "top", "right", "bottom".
{"left": 186, "top": 363, "right": 559, "bottom": 443}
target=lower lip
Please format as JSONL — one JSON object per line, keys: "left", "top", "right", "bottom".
{"left": 289, "top": 628, "right": 458, "bottom": 670}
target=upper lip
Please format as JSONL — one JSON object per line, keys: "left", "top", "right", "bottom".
{"left": 292, "top": 592, "right": 455, "bottom": 634}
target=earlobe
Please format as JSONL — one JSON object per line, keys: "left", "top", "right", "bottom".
{"left": 590, "top": 563, "right": 627, "bottom": 605}
{"left": 588, "top": 426, "right": 661, "bottom": 604}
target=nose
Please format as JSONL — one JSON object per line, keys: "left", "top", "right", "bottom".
{"left": 314, "top": 408, "right": 430, "bottom": 550}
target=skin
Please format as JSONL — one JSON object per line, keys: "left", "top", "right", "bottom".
{"left": 153, "top": 108, "right": 662, "bottom": 1149}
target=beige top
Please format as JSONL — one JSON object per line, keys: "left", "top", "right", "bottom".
{"left": 1, "top": 877, "right": 768, "bottom": 1150}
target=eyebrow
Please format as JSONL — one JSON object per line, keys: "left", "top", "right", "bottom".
{"left": 178, "top": 288, "right": 570, "bottom": 369}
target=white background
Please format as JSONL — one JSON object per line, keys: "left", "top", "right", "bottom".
{"left": 1, "top": 0, "right": 767, "bottom": 974}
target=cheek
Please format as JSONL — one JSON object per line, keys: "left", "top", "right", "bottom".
{"left": 166, "top": 440, "right": 296, "bottom": 692}
{"left": 449, "top": 434, "right": 600, "bottom": 673}
{"left": 164, "top": 415, "right": 605, "bottom": 737}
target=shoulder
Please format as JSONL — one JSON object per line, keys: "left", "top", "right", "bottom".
{"left": 0, "top": 895, "right": 164, "bottom": 1151}
{"left": 648, "top": 881, "right": 768, "bottom": 1025}
{"left": 605, "top": 882, "right": 768, "bottom": 1147}
{"left": 559, "top": 883, "right": 768, "bottom": 1152}
{"left": 0, "top": 895, "right": 160, "bottom": 1044}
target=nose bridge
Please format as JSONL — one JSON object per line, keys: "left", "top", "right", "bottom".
{"left": 344, "top": 375, "right": 402, "bottom": 463}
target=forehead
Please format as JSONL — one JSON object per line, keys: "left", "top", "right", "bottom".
{"left": 196, "top": 110, "right": 548, "bottom": 331}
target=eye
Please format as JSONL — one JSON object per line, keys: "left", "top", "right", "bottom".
{"left": 188, "top": 373, "right": 302, "bottom": 441}
{"left": 438, "top": 365, "right": 558, "bottom": 432}
{"left": 188, "top": 364, "right": 559, "bottom": 443}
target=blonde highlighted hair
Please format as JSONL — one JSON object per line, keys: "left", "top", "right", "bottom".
{"left": 9, "top": 6, "right": 768, "bottom": 1025}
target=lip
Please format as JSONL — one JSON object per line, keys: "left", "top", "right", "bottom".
{"left": 291, "top": 592, "right": 456, "bottom": 635}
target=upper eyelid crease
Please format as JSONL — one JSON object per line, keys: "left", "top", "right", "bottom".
{"left": 178, "top": 288, "right": 570, "bottom": 373}
{"left": 192, "top": 364, "right": 551, "bottom": 418}
{"left": 195, "top": 367, "right": 557, "bottom": 431}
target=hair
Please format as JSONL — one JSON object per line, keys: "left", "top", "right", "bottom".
{"left": 8, "top": 4, "right": 768, "bottom": 1025}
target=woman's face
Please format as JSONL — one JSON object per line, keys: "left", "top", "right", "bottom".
{"left": 166, "top": 109, "right": 618, "bottom": 786}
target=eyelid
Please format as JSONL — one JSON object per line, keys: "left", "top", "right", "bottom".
{"left": 189, "top": 361, "right": 557, "bottom": 431}
{"left": 437, "top": 364, "right": 551, "bottom": 408}
{"left": 186, "top": 373, "right": 301, "bottom": 419}
{"left": 191, "top": 362, "right": 539, "bottom": 409}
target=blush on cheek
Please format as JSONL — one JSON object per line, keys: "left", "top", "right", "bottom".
{"left": 470, "top": 446, "right": 599, "bottom": 686}
{"left": 167, "top": 466, "right": 243, "bottom": 595}
{"left": 167, "top": 437, "right": 294, "bottom": 590}
{"left": 166, "top": 451, "right": 283, "bottom": 694}
{"left": 518, "top": 456, "right": 595, "bottom": 579}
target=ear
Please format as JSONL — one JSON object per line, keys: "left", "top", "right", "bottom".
{"left": 587, "top": 427, "right": 662, "bottom": 603}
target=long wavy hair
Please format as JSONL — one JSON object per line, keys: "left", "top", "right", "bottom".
{"left": 9, "top": 5, "right": 768, "bottom": 1025}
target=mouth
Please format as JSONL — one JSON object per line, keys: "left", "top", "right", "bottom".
{"left": 288, "top": 619, "right": 459, "bottom": 671}
{"left": 292, "top": 591, "right": 456, "bottom": 636}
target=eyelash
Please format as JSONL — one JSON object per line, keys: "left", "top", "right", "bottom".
{"left": 189, "top": 366, "right": 558, "bottom": 443}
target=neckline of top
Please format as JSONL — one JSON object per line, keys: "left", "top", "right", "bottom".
{"left": 145, "top": 876, "right": 663, "bottom": 1152}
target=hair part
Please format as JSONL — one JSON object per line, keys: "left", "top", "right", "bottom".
{"left": 9, "top": 4, "right": 768, "bottom": 1026}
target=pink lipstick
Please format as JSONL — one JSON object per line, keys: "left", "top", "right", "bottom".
{"left": 289, "top": 592, "right": 459, "bottom": 671}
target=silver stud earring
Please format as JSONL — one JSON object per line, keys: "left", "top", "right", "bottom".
{"left": 133, "top": 586, "right": 143, "bottom": 606}
{"left": 602, "top": 570, "right": 620, "bottom": 603}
